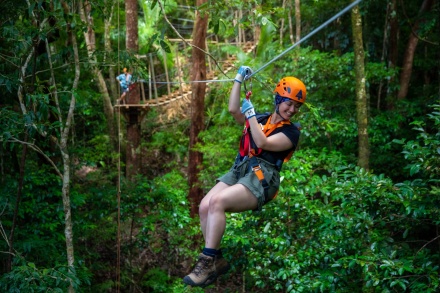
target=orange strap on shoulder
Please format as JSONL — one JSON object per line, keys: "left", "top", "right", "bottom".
{"left": 249, "top": 115, "right": 290, "bottom": 157}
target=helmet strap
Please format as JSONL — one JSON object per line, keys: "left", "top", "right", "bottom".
{"left": 275, "top": 105, "right": 289, "bottom": 121}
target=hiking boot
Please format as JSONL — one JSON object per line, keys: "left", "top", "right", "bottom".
{"left": 183, "top": 253, "right": 230, "bottom": 287}
{"left": 203, "top": 256, "right": 231, "bottom": 287}
{"left": 183, "top": 254, "right": 215, "bottom": 287}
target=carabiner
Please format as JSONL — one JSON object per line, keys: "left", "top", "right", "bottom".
{"left": 243, "top": 78, "right": 252, "bottom": 100}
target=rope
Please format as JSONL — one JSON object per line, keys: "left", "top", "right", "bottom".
{"left": 116, "top": 108, "right": 121, "bottom": 293}
{"left": 116, "top": 0, "right": 121, "bottom": 291}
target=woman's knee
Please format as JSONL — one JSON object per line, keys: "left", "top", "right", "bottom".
{"left": 207, "top": 194, "right": 226, "bottom": 213}
{"left": 199, "top": 198, "right": 209, "bottom": 218}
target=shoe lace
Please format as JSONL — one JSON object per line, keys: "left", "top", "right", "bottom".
{"left": 192, "top": 257, "right": 211, "bottom": 277}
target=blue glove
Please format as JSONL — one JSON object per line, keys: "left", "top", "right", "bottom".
{"left": 241, "top": 99, "right": 256, "bottom": 119}
{"left": 234, "top": 66, "right": 253, "bottom": 83}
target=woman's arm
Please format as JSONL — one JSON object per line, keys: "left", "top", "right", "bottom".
{"left": 247, "top": 117, "right": 294, "bottom": 152}
{"left": 229, "top": 66, "right": 253, "bottom": 124}
{"left": 242, "top": 99, "right": 293, "bottom": 152}
{"left": 229, "top": 81, "right": 245, "bottom": 124}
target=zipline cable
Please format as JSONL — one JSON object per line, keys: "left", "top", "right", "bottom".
{"left": 249, "top": 0, "right": 363, "bottom": 78}
{"left": 141, "top": 79, "right": 234, "bottom": 84}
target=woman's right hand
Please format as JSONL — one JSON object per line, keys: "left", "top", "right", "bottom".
{"left": 234, "top": 66, "right": 253, "bottom": 83}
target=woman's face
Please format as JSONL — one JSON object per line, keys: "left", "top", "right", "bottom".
{"left": 279, "top": 99, "right": 303, "bottom": 119}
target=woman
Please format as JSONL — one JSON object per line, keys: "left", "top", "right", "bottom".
{"left": 183, "top": 66, "right": 307, "bottom": 287}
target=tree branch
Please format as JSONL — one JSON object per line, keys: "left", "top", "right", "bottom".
{"left": 7, "top": 137, "right": 63, "bottom": 179}
{"left": 416, "top": 234, "right": 440, "bottom": 257}
{"left": 399, "top": 0, "right": 438, "bottom": 46}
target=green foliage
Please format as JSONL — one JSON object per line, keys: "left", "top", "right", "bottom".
{"left": 147, "top": 115, "right": 190, "bottom": 167}
{"left": 141, "top": 267, "right": 204, "bottom": 293}
{"left": 0, "top": 107, "right": 23, "bottom": 144}
{"left": 122, "top": 170, "right": 191, "bottom": 238}
{"left": 395, "top": 104, "right": 440, "bottom": 180}
{"left": 79, "top": 134, "right": 115, "bottom": 168}
{"left": 0, "top": 257, "right": 89, "bottom": 292}
{"left": 0, "top": 163, "right": 68, "bottom": 264}
{"left": 198, "top": 107, "right": 243, "bottom": 182}
{"left": 113, "top": 171, "right": 198, "bottom": 290}
{"left": 206, "top": 0, "right": 260, "bottom": 38}
{"left": 222, "top": 145, "right": 440, "bottom": 292}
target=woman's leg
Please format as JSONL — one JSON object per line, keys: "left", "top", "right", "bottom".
{"left": 205, "top": 184, "right": 258, "bottom": 249}
{"left": 199, "top": 182, "right": 230, "bottom": 240}
{"left": 184, "top": 183, "right": 257, "bottom": 287}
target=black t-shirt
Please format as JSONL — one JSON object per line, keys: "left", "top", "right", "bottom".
{"left": 249, "top": 114, "right": 301, "bottom": 164}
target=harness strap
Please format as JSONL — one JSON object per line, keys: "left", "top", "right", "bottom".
{"left": 249, "top": 156, "right": 270, "bottom": 201}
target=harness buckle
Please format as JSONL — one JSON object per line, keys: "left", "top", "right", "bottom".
{"left": 251, "top": 162, "right": 265, "bottom": 182}
{"left": 249, "top": 156, "right": 272, "bottom": 203}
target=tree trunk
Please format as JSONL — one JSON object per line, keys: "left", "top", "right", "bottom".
{"left": 397, "top": 0, "right": 434, "bottom": 100}
{"left": 15, "top": 2, "right": 78, "bottom": 292}
{"left": 125, "top": 0, "right": 142, "bottom": 180}
{"left": 295, "top": 0, "right": 301, "bottom": 44}
{"left": 79, "top": 0, "right": 117, "bottom": 148}
{"left": 377, "top": 1, "right": 391, "bottom": 109}
{"left": 351, "top": 2, "right": 369, "bottom": 171}
{"left": 385, "top": 0, "right": 399, "bottom": 109}
{"left": 104, "top": 0, "right": 118, "bottom": 100}
{"left": 287, "top": 0, "right": 294, "bottom": 44}
{"left": 7, "top": 132, "right": 28, "bottom": 272}
{"left": 280, "top": 0, "right": 286, "bottom": 45}
{"left": 188, "top": 0, "right": 208, "bottom": 217}
{"left": 60, "top": 2, "right": 80, "bottom": 292}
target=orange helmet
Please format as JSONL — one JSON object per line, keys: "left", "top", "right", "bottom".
{"left": 274, "top": 76, "right": 306, "bottom": 104}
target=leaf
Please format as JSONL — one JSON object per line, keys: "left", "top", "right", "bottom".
{"left": 349, "top": 259, "right": 356, "bottom": 268}
{"left": 403, "top": 229, "right": 409, "bottom": 238}
{"left": 263, "top": 222, "right": 270, "bottom": 233}
{"left": 392, "top": 139, "right": 405, "bottom": 144}
{"left": 410, "top": 164, "right": 420, "bottom": 176}
{"left": 146, "top": 33, "right": 159, "bottom": 50}
{"left": 213, "top": 21, "right": 219, "bottom": 35}
{"left": 159, "top": 40, "right": 171, "bottom": 53}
